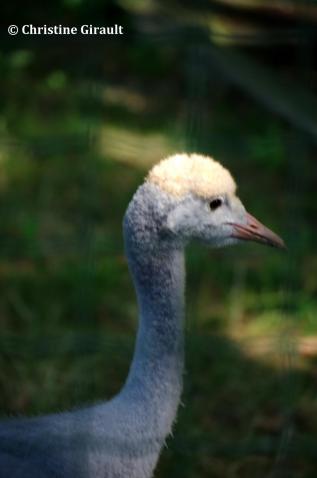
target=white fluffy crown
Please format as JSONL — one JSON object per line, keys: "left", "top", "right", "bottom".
{"left": 146, "top": 153, "right": 236, "bottom": 198}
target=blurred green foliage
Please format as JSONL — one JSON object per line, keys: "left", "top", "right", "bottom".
{"left": 1, "top": 0, "right": 317, "bottom": 477}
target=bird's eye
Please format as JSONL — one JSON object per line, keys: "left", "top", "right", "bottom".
{"left": 209, "top": 198, "right": 223, "bottom": 211}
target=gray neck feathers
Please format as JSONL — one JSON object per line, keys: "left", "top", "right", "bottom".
{"left": 121, "top": 184, "right": 185, "bottom": 437}
{"left": 0, "top": 184, "right": 185, "bottom": 478}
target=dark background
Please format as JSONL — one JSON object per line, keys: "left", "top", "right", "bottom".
{"left": 0, "top": 1, "right": 317, "bottom": 476}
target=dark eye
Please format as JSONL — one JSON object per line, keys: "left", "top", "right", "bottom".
{"left": 209, "top": 198, "right": 223, "bottom": 211}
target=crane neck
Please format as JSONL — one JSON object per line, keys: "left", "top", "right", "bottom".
{"left": 122, "top": 235, "right": 185, "bottom": 436}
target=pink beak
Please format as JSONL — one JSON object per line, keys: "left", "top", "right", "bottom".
{"left": 230, "top": 212, "right": 286, "bottom": 250}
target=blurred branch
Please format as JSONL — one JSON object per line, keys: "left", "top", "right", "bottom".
{"left": 162, "top": 0, "right": 317, "bottom": 26}
{"left": 159, "top": 0, "right": 317, "bottom": 47}
{"left": 215, "top": 0, "right": 317, "bottom": 23}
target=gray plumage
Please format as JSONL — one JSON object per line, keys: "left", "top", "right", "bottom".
{"left": 0, "top": 155, "right": 284, "bottom": 477}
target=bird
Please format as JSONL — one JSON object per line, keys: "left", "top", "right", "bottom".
{"left": 0, "top": 153, "right": 285, "bottom": 478}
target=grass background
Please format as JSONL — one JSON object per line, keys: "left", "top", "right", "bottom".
{"left": 1, "top": 1, "right": 317, "bottom": 476}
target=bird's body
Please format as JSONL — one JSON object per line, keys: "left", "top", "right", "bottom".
{"left": 0, "top": 154, "right": 284, "bottom": 477}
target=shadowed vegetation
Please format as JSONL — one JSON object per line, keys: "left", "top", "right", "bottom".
{"left": 0, "top": 1, "right": 317, "bottom": 476}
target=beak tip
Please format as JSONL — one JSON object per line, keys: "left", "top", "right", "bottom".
{"left": 269, "top": 232, "right": 287, "bottom": 251}
{"left": 280, "top": 241, "right": 288, "bottom": 252}
{"left": 272, "top": 240, "right": 287, "bottom": 251}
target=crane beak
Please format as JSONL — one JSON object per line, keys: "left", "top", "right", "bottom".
{"left": 229, "top": 212, "right": 286, "bottom": 250}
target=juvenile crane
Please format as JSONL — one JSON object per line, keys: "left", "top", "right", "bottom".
{"left": 0, "top": 153, "right": 284, "bottom": 477}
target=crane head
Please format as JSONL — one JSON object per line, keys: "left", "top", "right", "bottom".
{"left": 146, "top": 153, "right": 285, "bottom": 250}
